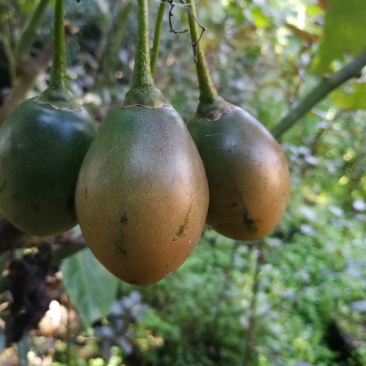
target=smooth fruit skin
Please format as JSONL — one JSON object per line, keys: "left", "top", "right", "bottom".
{"left": 76, "top": 105, "right": 209, "bottom": 286}
{"left": 0, "top": 98, "right": 97, "bottom": 236}
{"left": 188, "top": 105, "right": 290, "bottom": 241}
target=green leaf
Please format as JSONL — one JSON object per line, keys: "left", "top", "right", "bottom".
{"left": 330, "top": 81, "right": 366, "bottom": 110}
{"left": 251, "top": 6, "right": 271, "bottom": 28}
{"left": 316, "top": 0, "right": 366, "bottom": 74}
{"left": 0, "top": 329, "right": 4, "bottom": 355}
{"left": 61, "top": 248, "right": 119, "bottom": 326}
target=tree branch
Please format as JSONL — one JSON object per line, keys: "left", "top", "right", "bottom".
{"left": 243, "top": 244, "right": 264, "bottom": 366}
{"left": 151, "top": 1, "right": 166, "bottom": 75}
{"left": 51, "top": 240, "right": 87, "bottom": 265}
{"left": 0, "top": 42, "right": 53, "bottom": 125}
{"left": 271, "top": 50, "right": 366, "bottom": 139}
{"left": 14, "top": 0, "right": 51, "bottom": 63}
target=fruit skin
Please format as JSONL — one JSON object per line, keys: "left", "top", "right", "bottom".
{"left": 0, "top": 97, "right": 97, "bottom": 236}
{"left": 188, "top": 104, "right": 290, "bottom": 241}
{"left": 76, "top": 105, "right": 209, "bottom": 286}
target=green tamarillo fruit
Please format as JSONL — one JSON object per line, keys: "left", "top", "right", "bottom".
{"left": 0, "top": 0, "right": 97, "bottom": 236}
{"left": 75, "top": 0, "right": 209, "bottom": 286}
{"left": 186, "top": 0, "right": 290, "bottom": 241}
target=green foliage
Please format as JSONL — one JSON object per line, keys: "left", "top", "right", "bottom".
{"left": 316, "top": 0, "right": 366, "bottom": 73}
{"left": 61, "top": 248, "right": 119, "bottom": 326}
{"left": 331, "top": 81, "right": 366, "bottom": 110}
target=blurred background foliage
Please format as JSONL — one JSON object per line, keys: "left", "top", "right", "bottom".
{"left": 1, "top": 0, "right": 366, "bottom": 365}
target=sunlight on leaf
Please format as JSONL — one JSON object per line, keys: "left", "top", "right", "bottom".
{"left": 330, "top": 82, "right": 366, "bottom": 110}
{"left": 315, "top": 0, "right": 366, "bottom": 74}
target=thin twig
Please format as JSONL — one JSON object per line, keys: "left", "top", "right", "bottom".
{"left": 180, "top": 0, "right": 206, "bottom": 47}
{"left": 243, "top": 244, "right": 264, "bottom": 366}
{"left": 151, "top": 1, "right": 167, "bottom": 75}
{"left": 167, "top": 0, "right": 188, "bottom": 34}
{"left": 167, "top": 0, "right": 206, "bottom": 62}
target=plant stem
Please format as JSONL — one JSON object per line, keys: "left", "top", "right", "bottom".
{"left": 185, "top": 0, "right": 219, "bottom": 103}
{"left": 151, "top": 1, "right": 166, "bottom": 76}
{"left": 99, "top": 1, "right": 133, "bottom": 80}
{"left": 131, "top": 0, "right": 155, "bottom": 89}
{"left": 271, "top": 50, "right": 366, "bottom": 139}
{"left": 14, "top": 0, "right": 50, "bottom": 62}
{"left": 51, "top": 241, "right": 87, "bottom": 264}
{"left": 2, "top": 17, "right": 16, "bottom": 86}
{"left": 243, "top": 244, "right": 264, "bottom": 366}
{"left": 124, "top": 0, "right": 166, "bottom": 108}
{"left": 48, "top": 0, "right": 69, "bottom": 93}
{"left": 0, "top": 42, "right": 53, "bottom": 124}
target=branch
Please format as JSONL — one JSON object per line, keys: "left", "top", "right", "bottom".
{"left": 51, "top": 238, "right": 87, "bottom": 264}
{"left": 14, "top": 0, "right": 51, "bottom": 62}
{"left": 243, "top": 244, "right": 264, "bottom": 366}
{"left": 0, "top": 42, "right": 53, "bottom": 125}
{"left": 1, "top": 17, "right": 16, "bottom": 86}
{"left": 98, "top": 1, "right": 133, "bottom": 81}
{"left": 271, "top": 50, "right": 366, "bottom": 139}
{"left": 151, "top": 1, "right": 166, "bottom": 75}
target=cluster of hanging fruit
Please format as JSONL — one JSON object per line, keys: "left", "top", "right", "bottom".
{"left": 0, "top": 0, "right": 290, "bottom": 286}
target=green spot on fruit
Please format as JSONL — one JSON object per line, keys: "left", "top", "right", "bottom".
{"left": 0, "top": 181, "right": 7, "bottom": 193}
{"left": 120, "top": 211, "right": 129, "bottom": 225}
{"left": 176, "top": 199, "right": 193, "bottom": 238}
{"left": 67, "top": 194, "right": 74, "bottom": 214}
{"left": 243, "top": 206, "right": 257, "bottom": 233}
{"left": 115, "top": 239, "right": 128, "bottom": 257}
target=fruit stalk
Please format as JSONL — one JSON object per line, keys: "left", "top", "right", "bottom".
{"left": 49, "top": 0, "right": 69, "bottom": 93}
{"left": 132, "top": 0, "right": 155, "bottom": 89}
{"left": 36, "top": 0, "right": 80, "bottom": 108}
{"left": 151, "top": 1, "right": 166, "bottom": 75}
{"left": 124, "top": 0, "right": 166, "bottom": 108}
{"left": 185, "top": 0, "right": 218, "bottom": 104}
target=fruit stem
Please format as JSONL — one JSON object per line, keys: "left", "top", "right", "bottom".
{"left": 151, "top": 1, "right": 166, "bottom": 76}
{"left": 131, "top": 0, "right": 155, "bottom": 89}
{"left": 49, "top": 0, "right": 69, "bottom": 93}
{"left": 36, "top": 0, "right": 80, "bottom": 109}
{"left": 124, "top": 0, "right": 167, "bottom": 108}
{"left": 186, "top": 0, "right": 219, "bottom": 104}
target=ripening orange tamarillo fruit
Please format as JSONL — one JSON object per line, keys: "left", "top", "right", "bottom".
{"left": 0, "top": 0, "right": 97, "bottom": 236}
{"left": 75, "top": 0, "right": 209, "bottom": 286}
{"left": 185, "top": 0, "right": 290, "bottom": 241}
